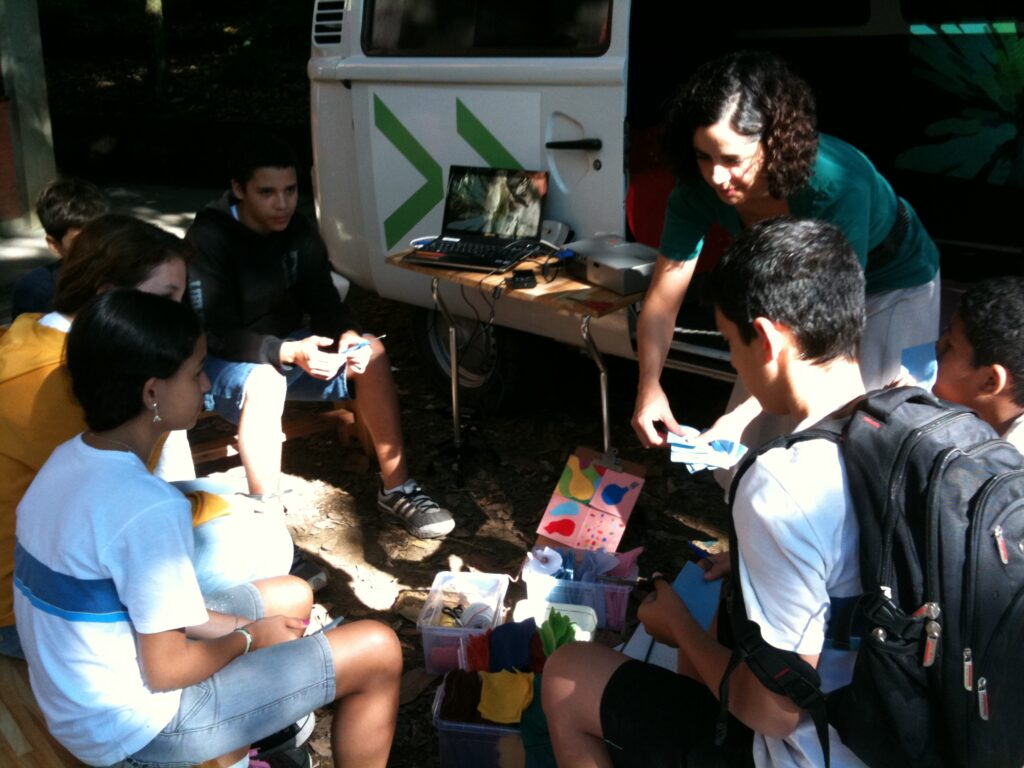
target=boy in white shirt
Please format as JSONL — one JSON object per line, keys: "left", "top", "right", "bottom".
{"left": 542, "top": 218, "right": 868, "bottom": 767}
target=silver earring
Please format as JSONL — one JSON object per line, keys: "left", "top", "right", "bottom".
{"left": 152, "top": 403, "right": 162, "bottom": 423}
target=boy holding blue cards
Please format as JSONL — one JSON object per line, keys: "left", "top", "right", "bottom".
{"left": 541, "top": 219, "right": 868, "bottom": 767}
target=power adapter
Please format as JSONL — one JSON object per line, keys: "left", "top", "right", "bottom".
{"left": 509, "top": 269, "right": 538, "bottom": 289}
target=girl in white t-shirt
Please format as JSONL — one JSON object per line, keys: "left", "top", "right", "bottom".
{"left": 14, "top": 290, "right": 401, "bottom": 768}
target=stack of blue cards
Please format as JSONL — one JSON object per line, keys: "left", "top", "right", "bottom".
{"left": 667, "top": 427, "right": 747, "bottom": 473}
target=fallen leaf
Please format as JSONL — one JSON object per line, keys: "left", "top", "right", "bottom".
{"left": 308, "top": 736, "right": 332, "bottom": 757}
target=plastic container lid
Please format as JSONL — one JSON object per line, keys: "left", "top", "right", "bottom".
{"left": 512, "top": 598, "right": 597, "bottom": 641}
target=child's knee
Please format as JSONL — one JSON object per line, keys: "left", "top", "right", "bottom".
{"left": 242, "top": 365, "right": 286, "bottom": 410}
{"left": 327, "top": 619, "right": 402, "bottom": 681}
{"left": 544, "top": 640, "right": 583, "bottom": 678}
{"left": 543, "top": 642, "right": 610, "bottom": 708}
{"left": 363, "top": 620, "right": 403, "bottom": 673}
{"left": 280, "top": 575, "right": 314, "bottom": 616}
{"left": 358, "top": 341, "right": 391, "bottom": 378}
{"left": 253, "top": 574, "right": 313, "bottom": 617}
{"left": 541, "top": 644, "right": 577, "bottom": 704}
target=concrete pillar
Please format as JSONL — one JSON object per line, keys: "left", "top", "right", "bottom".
{"left": 0, "top": 0, "right": 56, "bottom": 235}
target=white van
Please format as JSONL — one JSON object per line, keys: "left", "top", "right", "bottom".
{"left": 308, "top": 1, "right": 1024, "bottom": 406}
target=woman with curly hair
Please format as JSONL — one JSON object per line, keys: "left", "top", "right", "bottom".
{"left": 632, "top": 50, "right": 940, "bottom": 452}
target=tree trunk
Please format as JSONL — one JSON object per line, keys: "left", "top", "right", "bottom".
{"left": 145, "top": 0, "right": 168, "bottom": 103}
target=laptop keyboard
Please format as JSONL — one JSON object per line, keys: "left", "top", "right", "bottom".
{"left": 418, "top": 238, "right": 538, "bottom": 268}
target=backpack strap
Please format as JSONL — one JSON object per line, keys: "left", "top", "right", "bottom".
{"left": 851, "top": 385, "right": 947, "bottom": 421}
{"left": 716, "top": 615, "right": 833, "bottom": 767}
{"left": 824, "top": 595, "right": 864, "bottom": 651}
{"left": 716, "top": 425, "right": 846, "bottom": 766}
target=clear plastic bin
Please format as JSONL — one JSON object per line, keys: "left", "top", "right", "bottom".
{"left": 417, "top": 571, "right": 509, "bottom": 674}
{"left": 522, "top": 570, "right": 631, "bottom": 630}
{"left": 432, "top": 684, "right": 524, "bottom": 768}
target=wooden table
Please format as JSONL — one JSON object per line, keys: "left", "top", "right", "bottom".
{"left": 388, "top": 251, "right": 644, "bottom": 462}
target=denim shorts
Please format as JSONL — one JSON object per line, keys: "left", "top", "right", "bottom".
{"left": 0, "top": 622, "right": 24, "bottom": 659}
{"left": 202, "top": 582, "right": 264, "bottom": 621}
{"left": 125, "top": 632, "right": 335, "bottom": 767}
{"left": 204, "top": 353, "right": 351, "bottom": 425}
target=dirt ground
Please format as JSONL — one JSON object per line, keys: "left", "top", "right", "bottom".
{"left": 190, "top": 286, "right": 733, "bottom": 767}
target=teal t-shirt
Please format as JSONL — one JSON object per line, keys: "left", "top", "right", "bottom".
{"left": 659, "top": 134, "right": 939, "bottom": 294}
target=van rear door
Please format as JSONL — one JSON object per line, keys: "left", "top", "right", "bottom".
{"left": 310, "top": 0, "right": 628, "bottom": 343}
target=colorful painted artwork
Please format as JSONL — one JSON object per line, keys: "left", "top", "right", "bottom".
{"left": 589, "top": 470, "right": 643, "bottom": 517}
{"left": 556, "top": 453, "right": 603, "bottom": 502}
{"left": 538, "top": 456, "right": 644, "bottom": 551}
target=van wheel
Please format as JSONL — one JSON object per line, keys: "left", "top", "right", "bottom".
{"left": 410, "top": 308, "right": 519, "bottom": 414}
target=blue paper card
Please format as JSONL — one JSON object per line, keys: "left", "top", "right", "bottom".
{"left": 672, "top": 562, "right": 721, "bottom": 631}
{"left": 620, "top": 561, "right": 723, "bottom": 671}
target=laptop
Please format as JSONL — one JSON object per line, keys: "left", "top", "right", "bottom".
{"left": 404, "top": 165, "right": 549, "bottom": 272}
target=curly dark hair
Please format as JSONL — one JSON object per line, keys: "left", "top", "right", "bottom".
{"left": 663, "top": 50, "right": 818, "bottom": 199}
{"left": 958, "top": 277, "right": 1024, "bottom": 408}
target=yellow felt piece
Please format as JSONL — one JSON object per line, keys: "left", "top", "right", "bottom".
{"left": 477, "top": 670, "right": 534, "bottom": 725}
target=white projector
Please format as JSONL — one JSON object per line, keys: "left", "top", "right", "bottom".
{"left": 562, "top": 234, "right": 658, "bottom": 295}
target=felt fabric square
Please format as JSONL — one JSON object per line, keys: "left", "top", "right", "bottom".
{"left": 521, "top": 674, "right": 558, "bottom": 768}
{"left": 440, "top": 669, "right": 484, "bottom": 723}
{"left": 478, "top": 670, "right": 535, "bottom": 724}
{"left": 488, "top": 618, "right": 538, "bottom": 673}
{"left": 464, "top": 629, "right": 492, "bottom": 672}
{"left": 538, "top": 610, "right": 575, "bottom": 656}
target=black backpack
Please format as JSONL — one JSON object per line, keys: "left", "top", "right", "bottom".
{"left": 718, "top": 387, "right": 1024, "bottom": 767}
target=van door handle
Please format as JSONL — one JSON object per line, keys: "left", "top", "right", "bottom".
{"left": 545, "top": 139, "right": 603, "bottom": 151}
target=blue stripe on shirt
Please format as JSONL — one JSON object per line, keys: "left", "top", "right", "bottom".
{"left": 14, "top": 541, "right": 128, "bottom": 623}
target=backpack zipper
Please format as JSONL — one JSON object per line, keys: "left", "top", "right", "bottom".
{"left": 963, "top": 471, "right": 1024, "bottom": 731}
{"left": 923, "top": 620, "right": 941, "bottom": 667}
{"left": 962, "top": 473, "right": 1024, "bottom": 664}
{"left": 977, "top": 677, "right": 989, "bottom": 721}
{"left": 993, "top": 525, "right": 1009, "bottom": 564}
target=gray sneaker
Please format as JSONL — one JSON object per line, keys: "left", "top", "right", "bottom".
{"left": 377, "top": 482, "right": 455, "bottom": 539}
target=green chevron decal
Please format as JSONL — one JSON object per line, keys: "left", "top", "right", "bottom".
{"left": 456, "top": 99, "right": 523, "bottom": 169}
{"left": 373, "top": 94, "right": 443, "bottom": 248}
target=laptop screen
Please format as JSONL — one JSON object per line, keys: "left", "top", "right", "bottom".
{"left": 441, "top": 166, "right": 548, "bottom": 241}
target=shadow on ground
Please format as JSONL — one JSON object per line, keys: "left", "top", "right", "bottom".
{"left": 191, "top": 286, "right": 732, "bottom": 767}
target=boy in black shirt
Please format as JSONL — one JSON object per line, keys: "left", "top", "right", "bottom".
{"left": 187, "top": 134, "right": 454, "bottom": 539}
